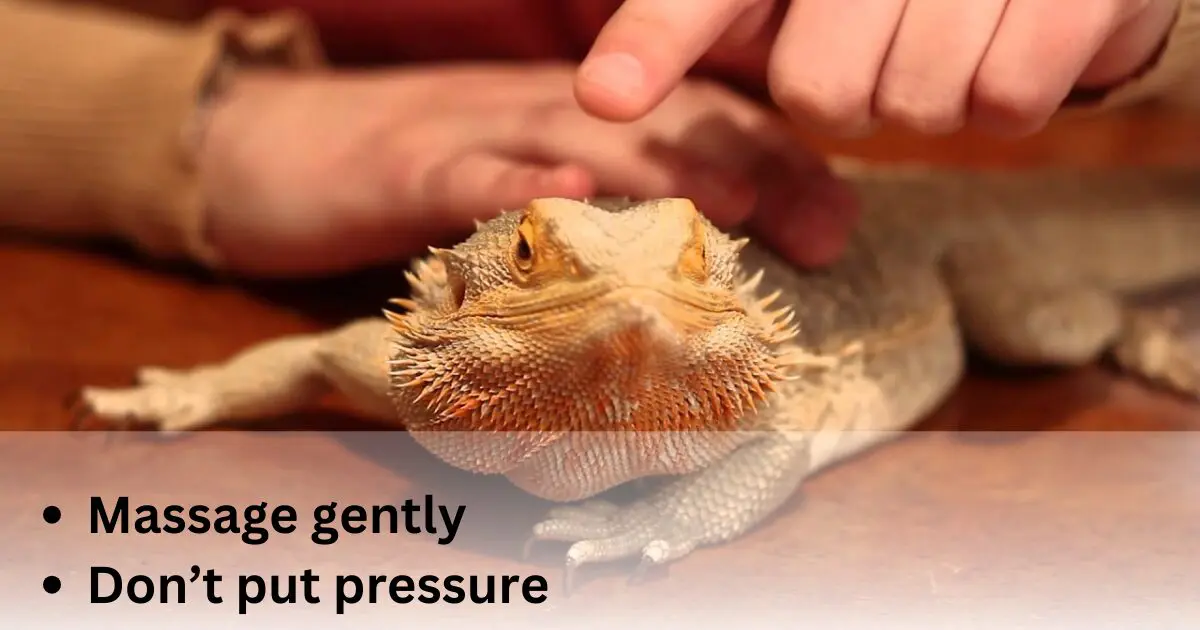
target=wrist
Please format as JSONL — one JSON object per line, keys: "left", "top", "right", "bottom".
{"left": 184, "top": 32, "right": 309, "bottom": 160}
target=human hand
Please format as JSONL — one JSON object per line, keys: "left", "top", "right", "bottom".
{"left": 196, "top": 63, "right": 856, "bottom": 277}
{"left": 575, "top": 0, "right": 1182, "bottom": 135}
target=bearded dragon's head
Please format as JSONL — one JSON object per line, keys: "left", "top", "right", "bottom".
{"left": 386, "top": 198, "right": 799, "bottom": 443}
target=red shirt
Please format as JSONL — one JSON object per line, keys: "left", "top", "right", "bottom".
{"left": 211, "top": 0, "right": 775, "bottom": 99}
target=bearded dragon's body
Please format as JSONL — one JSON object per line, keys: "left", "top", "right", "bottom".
{"left": 78, "top": 161, "right": 1200, "bottom": 583}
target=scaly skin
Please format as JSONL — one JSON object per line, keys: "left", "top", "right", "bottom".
{"left": 76, "top": 161, "right": 1200, "bottom": 590}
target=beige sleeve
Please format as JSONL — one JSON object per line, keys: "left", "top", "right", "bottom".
{"left": 0, "top": 1, "right": 325, "bottom": 266}
{"left": 1069, "top": 0, "right": 1200, "bottom": 110}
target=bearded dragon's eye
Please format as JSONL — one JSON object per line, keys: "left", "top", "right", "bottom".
{"left": 447, "top": 271, "right": 466, "bottom": 309}
{"left": 516, "top": 233, "right": 532, "bottom": 263}
{"left": 513, "top": 219, "right": 536, "bottom": 272}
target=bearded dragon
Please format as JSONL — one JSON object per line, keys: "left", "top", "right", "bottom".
{"left": 75, "top": 160, "right": 1200, "bottom": 587}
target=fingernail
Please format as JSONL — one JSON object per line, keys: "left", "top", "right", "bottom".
{"left": 579, "top": 52, "right": 646, "bottom": 101}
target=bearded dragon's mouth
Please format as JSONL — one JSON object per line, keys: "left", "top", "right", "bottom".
{"left": 454, "top": 280, "right": 747, "bottom": 334}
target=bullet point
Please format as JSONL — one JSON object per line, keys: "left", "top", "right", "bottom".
{"left": 42, "top": 506, "right": 61, "bottom": 524}
{"left": 43, "top": 576, "right": 61, "bottom": 594}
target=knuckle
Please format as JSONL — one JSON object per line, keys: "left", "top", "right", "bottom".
{"left": 768, "top": 70, "right": 873, "bottom": 132}
{"left": 971, "top": 71, "right": 1058, "bottom": 129}
{"left": 874, "top": 89, "right": 965, "bottom": 135}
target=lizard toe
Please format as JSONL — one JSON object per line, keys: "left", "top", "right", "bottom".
{"left": 529, "top": 499, "right": 659, "bottom": 543}
{"left": 1112, "top": 308, "right": 1200, "bottom": 400}
{"left": 78, "top": 381, "right": 217, "bottom": 433}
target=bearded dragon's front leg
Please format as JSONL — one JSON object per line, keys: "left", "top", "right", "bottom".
{"left": 525, "top": 431, "right": 811, "bottom": 589}
{"left": 75, "top": 318, "right": 396, "bottom": 431}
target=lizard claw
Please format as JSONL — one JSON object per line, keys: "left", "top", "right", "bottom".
{"left": 65, "top": 387, "right": 135, "bottom": 445}
{"left": 563, "top": 556, "right": 579, "bottom": 597}
{"left": 64, "top": 389, "right": 89, "bottom": 430}
{"left": 520, "top": 535, "right": 538, "bottom": 562}
{"left": 629, "top": 542, "right": 669, "bottom": 585}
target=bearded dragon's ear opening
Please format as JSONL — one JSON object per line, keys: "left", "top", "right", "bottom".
{"left": 447, "top": 271, "right": 466, "bottom": 309}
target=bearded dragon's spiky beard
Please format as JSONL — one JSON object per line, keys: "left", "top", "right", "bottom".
{"left": 383, "top": 268, "right": 804, "bottom": 484}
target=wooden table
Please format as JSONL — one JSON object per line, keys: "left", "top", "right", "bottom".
{"left": 2, "top": 106, "right": 1199, "bottom": 628}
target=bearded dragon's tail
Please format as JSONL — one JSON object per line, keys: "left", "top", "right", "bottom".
{"left": 833, "top": 158, "right": 1200, "bottom": 293}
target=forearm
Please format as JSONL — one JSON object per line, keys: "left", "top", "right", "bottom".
{"left": 0, "top": 1, "right": 325, "bottom": 266}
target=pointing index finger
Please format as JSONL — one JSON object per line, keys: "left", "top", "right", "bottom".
{"left": 576, "top": 0, "right": 762, "bottom": 121}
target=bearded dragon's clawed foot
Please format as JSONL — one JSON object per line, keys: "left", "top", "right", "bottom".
{"left": 71, "top": 319, "right": 398, "bottom": 433}
{"left": 1112, "top": 308, "right": 1200, "bottom": 399}
{"left": 75, "top": 365, "right": 225, "bottom": 433}
{"left": 525, "top": 497, "right": 701, "bottom": 593}
{"left": 523, "top": 434, "right": 812, "bottom": 594}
